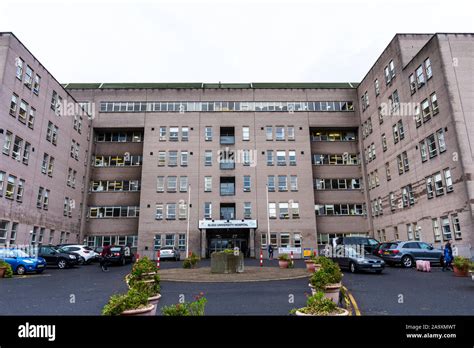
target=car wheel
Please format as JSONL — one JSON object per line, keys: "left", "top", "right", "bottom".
{"left": 401, "top": 255, "right": 414, "bottom": 268}
{"left": 349, "top": 262, "right": 357, "bottom": 273}
{"left": 16, "top": 265, "right": 26, "bottom": 275}
{"left": 78, "top": 257, "right": 85, "bottom": 265}
{"left": 57, "top": 259, "right": 67, "bottom": 269}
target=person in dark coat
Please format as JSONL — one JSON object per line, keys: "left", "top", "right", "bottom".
{"left": 442, "top": 240, "right": 453, "bottom": 271}
{"left": 268, "top": 244, "right": 274, "bottom": 260}
{"left": 100, "top": 244, "right": 112, "bottom": 272}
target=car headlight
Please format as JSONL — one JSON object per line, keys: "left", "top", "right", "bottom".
{"left": 69, "top": 255, "right": 76, "bottom": 259}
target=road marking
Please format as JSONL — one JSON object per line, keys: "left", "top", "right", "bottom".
{"left": 343, "top": 286, "right": 361, "bottom": 316}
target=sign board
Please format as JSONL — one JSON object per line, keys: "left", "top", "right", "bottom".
{"left": 278, "top": 247, "right": 302, "bottom": 254}
{"left": 303, "top": 248, "right": 312, "bottom": 257}
{"left": 199, "top": 220, "right": 257, "bottom": 229}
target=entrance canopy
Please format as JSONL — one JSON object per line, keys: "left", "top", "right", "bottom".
{"left": 199, "top": 219, "right": 257, "bottom": 229}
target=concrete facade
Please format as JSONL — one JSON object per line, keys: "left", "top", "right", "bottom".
{"left": 0, "top": 32, "right": 473, "bottom": 258}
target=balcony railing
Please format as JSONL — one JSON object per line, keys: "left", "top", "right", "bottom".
{"left": 220, "top": 136, "right": 235, "bottom": 145}
{"left": 219, "top": 161, "right": 235, "bottom": 170}
{"left": 220, "top": 184, "right": 235, "bottom": 196}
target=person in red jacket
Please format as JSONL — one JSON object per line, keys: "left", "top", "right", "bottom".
{"left": 100, "top": 244, "right": 112, "bottom": 272}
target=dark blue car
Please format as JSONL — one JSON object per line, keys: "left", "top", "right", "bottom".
{"left": 0, "top": 248, "right": 47, "bottom": 275}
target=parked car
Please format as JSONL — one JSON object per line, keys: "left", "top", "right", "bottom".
{"left": 377, "top": 241, "right": 444, "bottom": 268}
{"left": 159, "top": 246, "right": 181, "bottom": 261}
{"left": 333, "top": 236, "right": 380, "bottom": 255}
{"left": 0, "top": 248, "right": 47, "bottom": 275}
{"left": 331, "top": 245, "right": 385, "bottom": 273}
{"left": 37, "top": 245, "right": 79, "bottom": 269}
{"left": 57, "top": 245, "right": 98, "bottom": 264}
{"left": 95, "top": 245, "right": 134, "bottom": 266}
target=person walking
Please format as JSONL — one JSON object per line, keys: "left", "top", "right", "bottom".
{"left": 100, "top": 244, "right": 112, "bottom": 272}
{"left": 442, "top": 240, "right": 453, "bottom": 272}
{"left": 268, "top": 244, "right": 274, "bottom": 260}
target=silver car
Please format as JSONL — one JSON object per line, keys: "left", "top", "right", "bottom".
{"left": 159, "top": 247, "right": 181, "bottom": 261}
{"left": 377, "top": 241, "right": 444, "bottom": 268}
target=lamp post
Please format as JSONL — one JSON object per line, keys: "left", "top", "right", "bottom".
{"left": 266, "top": 184, "right": 271, "bottom": 260}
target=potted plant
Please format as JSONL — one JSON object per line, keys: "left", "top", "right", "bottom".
{"left": 102, "top": 288, "right": 155, "bottom": 316}
{"left": 126, "top": 257, "right": 158, "bottom": 288}
{"left": 278, "top": 254, "right": 291, "bottom": 269}
{"left": 161, "top": 292, "right": 207, "bottom": 316}
{"left": 309, "top": 259, "right": 343, "bottom": 303}
{"left": 308, "top": 255, "right": 331, "bottom": 273}
{"left": 453, "top": 256, "right": 470, "bottom": 277}
{"left": 469, "top": 261, "right": 474, "bottom": 281}
{"left": 130, "top": 278, "right": 161, "bottom": 312}
{"left": 0, "top": 260, "right": 13, "bottom": 278}
{"left": 293, "top": 291, "right": 349, "bottom": 316}
{"left": 183, "top": 252, "right": 200, "bottom": 269}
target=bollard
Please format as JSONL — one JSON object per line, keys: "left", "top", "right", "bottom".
{"left": 290, "top": 250, "right": 294, "bottom": 266}
{"left": 135, "top": 253, "right": 140, "bottom": 262}
{"left": 156, "top": 250, "right": 160, "bottom": 269}
{"left": 260, "top": 249, "right": 263, "bottom": 267}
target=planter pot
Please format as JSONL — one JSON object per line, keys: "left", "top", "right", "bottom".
{"left": 453, "top": 266, "right": 469, "bottom": 277}
{"left": 305, "top": 260, "right": 316, "bottom": 273}
{"left": 147, "top": 293, "right": 161, "bottom": 316}
{"left": 279, "top": 260, "right": 289, "bottom": 269}
{"left": 323, "top": 283, "right": 342, "bottom": 303}
{"left": 0, "top": 267, "right": 7, "bottom": 278}
{"left": 121, "top": 304, "right": 155, "bottom": 316}
{"left": 295, "top": 308, "right": 349, "bottom": 316}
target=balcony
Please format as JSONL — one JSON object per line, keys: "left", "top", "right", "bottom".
{"left": 219, "top": 161, "right": 235, "bottom": 170}
{"left": 220, "top": 136, "right": 235, "bottom": 145}
{"left": 220, "top": 183, "right": 235, "bottom": 196}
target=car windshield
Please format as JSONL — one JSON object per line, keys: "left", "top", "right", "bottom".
{"left": 0, "top": 249, "right": 30, "bottom": 258}
{"left": 56, "top": 247, "right": 68, "bottom": 253}
{"left": 381, "top": 243, "right": 398, "bottom": 250}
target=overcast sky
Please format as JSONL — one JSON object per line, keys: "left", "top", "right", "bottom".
{"left": 1, "top": 0, "right": 473, "bottom": 83}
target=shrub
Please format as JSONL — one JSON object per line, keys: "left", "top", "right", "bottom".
{"left": 311, "top": 255, "right": 332, "bottom": 267}
{"left": 102, "top": 288, "right": 149, "bottom": 316}
{"left": 183, "top": 252, "right": 200, "bottom": 269}
{"left": 0, "top": 261, "right": 13, "bottom": 278}
{"left": 161, "top": 293, "right": 207, "bottom": 316}
{"left": 453, "top": 256, "right": 471, "bottom": 272}
{"left": 310, "top": 259, "right": 342, "bottom": 290}
{"left": 278, "top": 254, "right": 290, "bottom": 261}
{"left": 131, "top": 278, "right": 160, "bottom": 297}
{"left": 127, "top": 257, "right": 158, "bottom": 287}
{"left": 296, "top": 291, "right": 343, "bottom": 316}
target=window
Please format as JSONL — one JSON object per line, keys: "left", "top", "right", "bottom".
{"left": 28, "top": 108, "right": 35, "bottom": 129}
{"left": 392, "top": 123, "right": 400, "bottom": 144}
{"left": 178, "top": 234, "right": 186, "bottom": 251}
{"left": 179, "top": 176, "right": 188, "bottom": 192}
{"left": 42, "top": 190, "right": 49, "bottom": 210}
{"left": 159, "top": 127, "right": 166, "bottom": 141}
{"left": 289, "top": 150, "right": 296, "bottom": 166}
{"left": 204, "top": 150, "right": 213, "bottom": 166}
{"left": 243, "top": 176, "right": 251, "bottom": 192}
{"left": 47, "top": 157, "right": 54, "bottom": 177}
{"left": 444, "top": 168, "right": 453, "bottom": 192}
{"left": 204, "top": 202, "right": 212, "bottom": 219}
{"left": 280, "top": 233, "right": 290, "bottom": 247}
{"left": 16, "top": 58, "right": 24, "bottom": 79}
{"left": 267, "top": 176, "right": 275, "bottom": 192}
{"left": 278, "top": 175, "right": 287, "bottom": 191}
{"left": 154, "top": 235, "right": 162, "bottom": 250}
{"left": 155, "top": 204, "right": 163, "bottom": 220}
{"left": 420, "top": 140, "right": 428, "bottom": 162}
{"left": 425, "top": 58, "right": 432, "bottom": 79}
{"left": 168, "top": 151, "right": 178, "bottom": 166}
{"left": 427, "top": 134, "right": 437, "bottom": 158}
{"left": 407, "top": 224, "right": 414, "bottom": 241}
{"left": 287, "top": 126, "right": 295, "bottom": 140}
{"left": 242, "top": 127, "right": 250, "bottom": 141}
{"left": 441, "top": 217, "right": 452, "bottom": 240}
{"left": 279, "top": 203, "right": 289, "bottom": 219}
{"left": 384, "top": 66, "right": 391, "bottom": 84}
{"left": 421, "top": 99, "right": 431, "bottom": 121}
{"left": 266, "top": 126, "right": 273, "bottom": 140}
{"left": 12, "top": 136, "right": 23, "bottom": 161}
{"left": 244, "top": 202, "right": 252, "bottom": 219}
{"left": 169, "top": 127, "right": 179, "bottom": 141}
{"left": 432, "top": 219, "right": 441, "bottom": 242}
{"left": 158, "top": 151, "right": 166, "bottom": 166}
{"left": 389, "top": 192, "right": 396, "bottom": 211}
{"left": 178, "top": 202, "right": 187, "bottom": 219}
{"left": 0, "top": 171, "right": 4, "bottom": 196}
{"left": 374, "top": 79, "right": 380, "bottom": 96}
{"left": 205, "top": 127, "right": 212, "bottom": 141}
{"left": 290, "top": 176, "right": 298, "bottom": 191}
{"left": 431, "top": 93, "right": 439, "bottom": 115}
{"left": 291, "top": 202, "right": 300, "bottom": 218}
{"left": 268, "top": 203, "right": 276, "bottom": 219}
{"left": 46, "top": 122, "right": 58, "bottom": 145}
{"left": 33, "top": 74, "right": 41, "bottom": 94}
{"left": 16, "top": 179, "right": 24, "bottom": 202}
{"left": 276, "top": 151, "right": 286, "bottom": 166}
{"left": 166, "top": 204, "right": 176, "bottom": 220}
{"left": 409, "top": 74, "right": 416, "bottom": 94}
{"left": 381, "top": 134, "right": 387, "bottom": 151}
{"left": 426, "top": 176, "right": 434, "bottom": 199}
{"left": 2, "top": 131, "right": 12, "bottom": 155}
{"left": 414, "top": 105, "right": 422, "bottom": 128}
{"left": 181, "top": 127, "right": 189, "bottom": 141}
{"left": 276, "top": 126, "right": 285, "bottom": 141}
{"left": 6, "top": 176, "right": 16, "bottom": 199}
{"left": 434, "top": 172, "right": 444, "bottom": 196}
{"left": 452, "top": 215, "right": 461, "bottom": 239}
{"left": 204, "top": 177, "right": 212, "bottom": 192}
{"left": 266, "top": 150, "right": 274, "bottom": 166}
{"left": 165, "top": 234, "right": 175, "bottom": 247}
{"left": 436, "top": 129, "right": 446, "bottom": 153}
{"left": 180, "top": 151, "right": 188, "bottom": 166}
{"left": 24, "top": 66, "right": 33, "bottom": 88}
{"left": 416, "top": 65, "right": 425, "bottom": 87}
{"left": 10, "top": 94, "right": 18, "bottom": 116}
{"left": 389, "top": 60, "right": 395, "bottom": 78}
{"left": 51, "top": 91, "right": 58, "bottom": 111}
{"left": 167, "top": 176, "right": 177, "bottom": 192}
